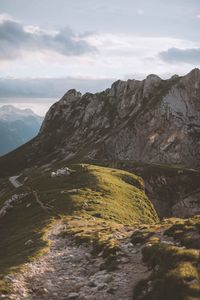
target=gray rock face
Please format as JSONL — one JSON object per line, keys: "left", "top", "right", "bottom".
{"left": 172, "top": 190, "right": 200, "bottom": 218}
{"left": 36, "top": 69, "right": 200, "bottom": 167}
{"left": 120, "top": 161, "right": 200, "bottom": 218}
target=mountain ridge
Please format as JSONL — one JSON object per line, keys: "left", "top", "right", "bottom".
{"left": 36, "top": 68, "right": 200, "bottom": 167}
{"left": 0, "top": 68, "right": 199, "bottom": 176}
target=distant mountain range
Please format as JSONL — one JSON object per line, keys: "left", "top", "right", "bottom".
{"left": 0, "top": 105, "right": 43, "bottom": 155}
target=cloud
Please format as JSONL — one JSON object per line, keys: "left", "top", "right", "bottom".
{"left": 0, "top": 15, "right": 96, "bottom": 61}
{"left": 137, "top": 9, "right": 144, "bottom": 16}
{"left": 0, "top": 30, "right": 197, "bottom": 79}
{"left": 159, "top": 47, "right": 200, "bottom": 64}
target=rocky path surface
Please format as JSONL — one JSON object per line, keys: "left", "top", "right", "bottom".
{"left": 6, "top": 222, "right": 150, "bottom": 300}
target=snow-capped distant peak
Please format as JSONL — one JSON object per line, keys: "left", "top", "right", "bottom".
{"left": 0, "top": 105, "right": 41, "bottom": 121}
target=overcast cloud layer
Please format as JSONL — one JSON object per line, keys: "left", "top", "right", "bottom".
{"left": 159, "top": 47, "right": 200, "bottom": 64}
{"left": 0, "top": 0, "right": 200, "bottom": 102}
{"left": 0, "top": 17, "right": 96, "bottom": 61}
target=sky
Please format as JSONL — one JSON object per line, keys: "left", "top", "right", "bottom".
{"left": 0, "top": 0, "right": 200, "bottom": 114}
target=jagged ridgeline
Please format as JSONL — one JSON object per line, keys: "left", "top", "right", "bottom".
{"left": 0, "top": 68, "right": 200, "bottom": 176}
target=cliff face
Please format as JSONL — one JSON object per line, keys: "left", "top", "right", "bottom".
{"left": 36, "top": 68, "right": 200, "bottom": 167}
{"left": 107, "top": 161, "right": 200, "bottom": 218}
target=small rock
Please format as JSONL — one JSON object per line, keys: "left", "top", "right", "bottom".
{"left": 88, "top": 281, "right": 97, "bottom": 287}
{"left": 131, "top": 249, "right": 137, "bottom": 254}
{"left": 67, "top": 292, "right": 79, "bottom": 299}
{"left": 92, "top": 213, "right": 102, "bottom": 218}
{"left": 97, "top": 251, "right": 104, "bottom": 257}
{"left": 53, "top": 292, "right": 58, "bottom": 297}
{"left": 154, "top": 265, "right": 159, "bottom": 271}
{"left": 24, "top": 177, "right": 28, "bottom": 182}
{"left": 4, "top": 275, "right": 13, "bottom": 282}
{"left": 85, "top": 253, "right": 92, "bottom": 260}
{"left": 71, "top": 256, "right": 82, "bottom": 263}
{"left": 97, "top": 283, "right": 107, "bottom": 290}
{"left": 121, "top": 257, "right": 129, "bottom": 264}
{"left": 107, "top": 287, "right": 117, "bottom": 294}
{"left": 104, "top": 274, "right": 113, "bottom": 283}
{"left": 25, "top": 239, "right": 33, "bottom": 246}
{"left": 147, "top": 280, "right": 153, "bottom": 293}
{"left": 95, "top": 270, "right": 107, "bottom": 276}
{"left": 186, "top": 278, "right": 198, "bottom": 284}
{"left": 73, "top": 216, "right": 82, "bottom": 220}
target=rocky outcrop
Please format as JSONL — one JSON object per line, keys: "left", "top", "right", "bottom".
{"left": 172, "top": 190, "right": 200, "bottom": 217}
{"left": 0, "top": 193, "right": 29, "bottom": 218}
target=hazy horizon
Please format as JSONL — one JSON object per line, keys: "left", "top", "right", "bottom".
{"left": 0, "top": 98, "right": 57, "bottom": 116}
{"left": 0, "top": 67, "right": 198, "bottom": 115}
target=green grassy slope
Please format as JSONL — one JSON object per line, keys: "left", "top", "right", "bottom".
{"left": 0, "top": 164, "right": 158, "bottom": 293}
{"left": 0, "top": 138, "right": 34, "bottom": 177}
{"left": 94, "top": 160, "right": 200, "bottom": 218}
{"left": 133, "top": 216, "right": 200, "bottom": 300}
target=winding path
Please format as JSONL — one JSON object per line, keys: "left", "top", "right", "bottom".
{"left": 8, "top": 175, "right": 51, "bottom": 211}
{"left": 7, "top": 222, "right": 150, "bottom": 300}
{"left": 6, "top": 175, "right": 150, "bottom": 299}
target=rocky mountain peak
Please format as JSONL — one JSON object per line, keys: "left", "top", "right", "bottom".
{"left": 3, "top": 69, "right": 200, "bottom": 170}
{"left": 109, "top": 80, "right": 126, "bottom": 97}
{"left": 180, "top": 68, "right": 200, "bottom": 91}
{"left": 143, "top": 74, "right": 162, "bottom": 97}
{"left": 145, "top": 73, "right": 161, "bottom": 83}
{"left": 186, "top": 67, "right": 200, "bottom": 78}
{"left": 62, "top": 89, "right": 82, "bottom": 100}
